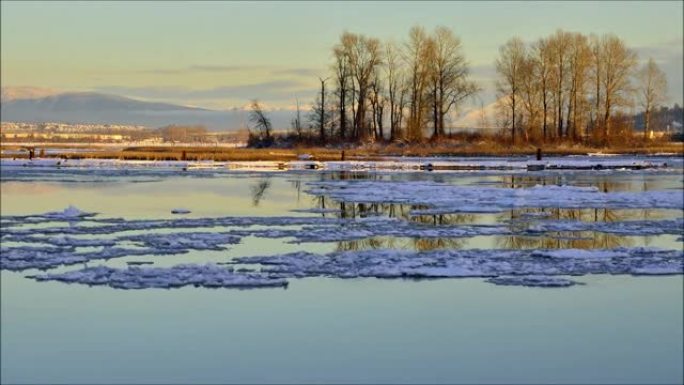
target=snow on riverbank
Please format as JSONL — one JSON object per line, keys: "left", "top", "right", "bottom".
{"left": 1, "top": 155, "right": 679, "bottom": 172}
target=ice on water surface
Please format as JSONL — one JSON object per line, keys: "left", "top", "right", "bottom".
{"left": 1, "top": 155, "right": 683, "bottom": 289}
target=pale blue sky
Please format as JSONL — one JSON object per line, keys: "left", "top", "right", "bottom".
{"left": 2, "top": 1, "right": 682, "bottom": 109}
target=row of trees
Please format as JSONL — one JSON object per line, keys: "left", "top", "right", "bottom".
{"left": 249, "top": 25, "right": 480, "bottom": 144}
{"left": 495, "top": 30, "right": 668, "bottom": 144}
{"left": 326, "top": 26, "right": 479, "bottom": 142}
{"left": 248, "top": 26, "right": 670, "bottom": 146}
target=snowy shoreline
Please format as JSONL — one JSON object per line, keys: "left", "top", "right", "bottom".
{"left": 1, "top": 155, "right": 679, "bottom": 173}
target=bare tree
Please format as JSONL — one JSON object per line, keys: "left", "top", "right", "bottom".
{"left": 318, "top": 76, "right": 331, "bottom": 142}
{"left": 346, "top": 33, "right": 383, "bottom": 141}
{"left": 333, "top": 43, "right": 351, "bottom": 140}
{"left": 496, "top": 37, "right": 527, "bottom": 143}
{"left": 290, "top": 97, "right": 303, "bottom": 140}
{"left": 385, "top": 40, "right": 405, "bottom": 141}
{"left": 248, "top": 99, "right": 272, "bottom": 141}
{"left": 428, "top": 26, "right": 478, "bottom": 139}
{"left": 308, "top": 81, "right": 334, "bottom": 142}
{"left": 532, "top": 38, "right": 553, "bottom": 141}
{"left": 566, "top": 32, "right": 591, "bottom": 140}
{"left": 549, "top": 30, "right": 571, "bottom": 138}
{"left": 404, "top": 26, "right": 432, "bottom": 141}
{"left": 589, "top": 34, "right": 603, "bottom": 138}
{"left": 519, "top": 53, "right": 541, "bottom": 142}
{"left": 369, "top": 68, "right": 386, "bottom": 140}
{"left": 637, "top": 57, "right": 668, "bottom": 139}
{"left": 599, "top": 34, "right": 637, "bottom": 139}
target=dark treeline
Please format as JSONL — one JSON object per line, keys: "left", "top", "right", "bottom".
{"left": 248, "top": 26, "right": 672, "bottom": 148}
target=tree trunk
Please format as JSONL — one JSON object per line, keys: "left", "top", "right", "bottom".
{"left": 432, "top": 86, "right": 439, "bottom": 139}
{"left": 339, "top": 85, "right": 346, "bottom": 140}
{"left": 511, "top": 94, "right": 516, "bottom": 143}
{"left": 644, "top": 107, "right": 651, "bottom": 140}
{"left": 320, "top": 80, "right": 326, "bottom": 142}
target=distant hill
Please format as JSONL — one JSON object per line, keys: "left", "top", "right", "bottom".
{"left": 0, "top": 91, "right": 293, "bottom": 130}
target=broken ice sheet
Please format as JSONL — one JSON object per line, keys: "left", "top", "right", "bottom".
{"left": 29, "top": 264, "right": 288, "bottom": 290}
{"left": 29, "top": 247, "right": 683, "bottom": 289}
{"left": 305, "top": 181, "right": 684, "bottom": 213}
{"left": 486, "top": 275, "right": 583, "bottom": 287}
{"left": 235, "top": 247, "right": 684, "bottom": 280}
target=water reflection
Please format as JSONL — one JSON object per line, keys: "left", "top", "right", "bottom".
{"left": 500, "top": 174, "right": 663, "bottom": 193}
{"left": 295, "top": 172, "right": 675, "bottom": 252}
{"left": 250, "top": 177, "right": 272, "bottom": 206}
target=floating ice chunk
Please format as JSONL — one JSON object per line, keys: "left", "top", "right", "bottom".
{"left": 18, "top": 246, "right": 684, "bottom": 289}
{"left": 486, "top": 275, "right": 582, "bottom": 287}
{"left": 235, "top": 247, "right": 683, "bottom": 284}
{"left": 0, "top": 245, "right": 174, "bottom": 271}
{"left": 631, "top": 265, "right": 684, "bottom": 275}
{"left": 120, "top": 232, "right": 241, "bottom": 251}
{"left": 44, "top": 205, "right": 93, "bottom": 220}
{"left": 171, "top": 208, "right": 191, "bottom": 214}
{"left": 31, "top": 264, "right": 288, "bottom": 289}
{"left": 305, "top": 180, "right": 683, "bottom": 212}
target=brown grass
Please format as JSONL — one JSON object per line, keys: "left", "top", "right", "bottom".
{"left": 2, "top": 141, "right": 682, "bottom": 161}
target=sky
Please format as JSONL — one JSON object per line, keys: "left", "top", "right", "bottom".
{"left": 1, "top": 1, "right": 682, "bottom": 113}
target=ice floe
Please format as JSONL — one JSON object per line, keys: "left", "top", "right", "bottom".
{"left": 485, "top": 275, "right": 582, "bottom": 287}
{"left": 0, "top": 245, "right": 174, "bottom": 271}
{"left": 27, "top": 247, "right": 682, "bottom": 289}
{"left": 305, "top": 181, "right": 684, "bottom": 213}
{"left": 120, "top": 232, "right": 241, "bottom": 251}
{"left": 30, "top": 264, "right": 288, "bottom": 289}
{"left": 44, "top": 205, "right": 95, "bottom": 220}
{"left": 234, "top": 247, "right": 683, "bottom": 281}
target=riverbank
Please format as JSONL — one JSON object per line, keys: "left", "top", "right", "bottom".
{"left": 1, "top": 141, "right": 682, "bottom": 161}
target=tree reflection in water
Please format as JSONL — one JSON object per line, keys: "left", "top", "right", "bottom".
{"left": 249, "top": 177, "right": 272, "bottom": 206}
{"left": 292, "top": 172, "right": 666, "bottom": 252}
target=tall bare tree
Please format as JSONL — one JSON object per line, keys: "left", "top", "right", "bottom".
{"left": 318, "top": 76, "right": 330, "bottom": 142}
{"left": 637, "top": 57, "right": 668, "bottom": 139}
{"left": 385, "top": 40, "right": 405, "bottom": 140}
{"left": 333, "top": 42, "right": 351, "bottom": 140}
{"left": 549, "top": 30, "right": 572, "bottom": 138}
{"left": 532, "top": 37, "right": 553, "bottom": 141}
{"left": 496, "top": 37, "right": 527, "bottom": 143}
{"left": 519, "top": 53, "right": 541, "bottom": 142}
{"left": 599, "top": 34, "right": 637, "bottom": 139}
{"left": 565, "top": 33, "right": 591, "bottom": 140}
{"left": 404, "top": 26, "right": 432, "bottom": 141}
{"left": 346, "top": 33, "right": 383, "bottom": 141}
{"left": 290, "top": 97, "right": 303, "bottom": 140}
{"left": 428, "top": 26, "right": 478, "bottom": 139}
{"left": 248, "top": 99, "right": 272, "bottom": 141}
{"left": 369, "top": 68, "right": 386, "bottom": 140}
{"left": 308, "top": 79, "right": 334, "bottom": 142}
{"left": 588, "top": 34, "right": 603, "bottom": 138}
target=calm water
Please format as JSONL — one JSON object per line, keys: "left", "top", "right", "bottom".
{"left": 1, "top": 159, "right": 683, "bottom": 384}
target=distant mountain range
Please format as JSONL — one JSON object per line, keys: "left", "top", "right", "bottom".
{"left": 0, "top": 89, "right": 293, "bottom": 130}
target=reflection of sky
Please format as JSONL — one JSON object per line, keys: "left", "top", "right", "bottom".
{"left": 1, "top": 170, "right": 683, "bottom": 383}
{"left": 2, "top": 272, "right": 682, "bottom": 384}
